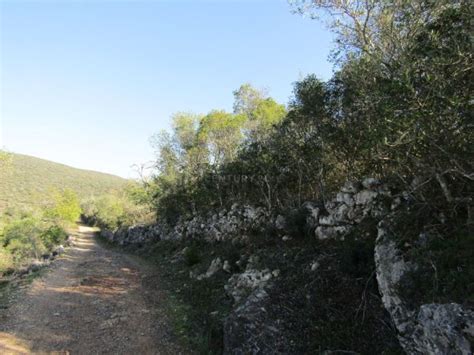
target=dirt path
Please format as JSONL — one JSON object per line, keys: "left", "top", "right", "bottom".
{"left": 0, "top": 225, "right": 185, "bottom": 354}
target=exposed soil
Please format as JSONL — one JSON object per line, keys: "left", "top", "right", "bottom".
{"left": 0, "top": 225, "right": 186, "bottom": 354}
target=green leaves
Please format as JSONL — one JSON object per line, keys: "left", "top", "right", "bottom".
{"left": 44, "top": 189, "right": 82, "bottom": 225}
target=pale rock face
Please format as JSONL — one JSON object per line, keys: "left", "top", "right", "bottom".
{"left": 413, "top": 304, "right": 474, "bottom": 355}
{"left": 332, "top": 203, "right": 351, "bottom": 222}
{"left": 225, "top": 269, "right": 273, "bottom": 303}
{"left": 315, "top": 225, "right": 350, "bottom": 240}
{"left": 302, "top": 202, "right": 321, "bottom": 228}
{"left": 192, "top": 257, "right": 223, "bottom": 280}
{"left": 275, "top": 215, "right": 286, "bottom": 230}
{"left": 354, "top": 190, "right": 379, "bottom": 205}
{"left": 312, "top": 178, "right": 391, "bottom": 242}
{"left": 346, "top": 206, "right": 365, "bottom": 223}
{"left": 319, "top": 214, "right": 336, "bottom": 226}
{"left": 375, "top": 220, "right": 473, "bottom": 354}
{"left": 310, "top": 261, "right": 320, "bottom": 271}
{"left": 336, "top": 192, "right": 355, "bottom": 206}
{"left": 374, "top": 221, "right": 416, "bottom": 339}
{"left": 224, "top": 287, "right": 286, "bottom": 354}
{"left": 341, "top": 180, "right": 361, "bottom": 193}
{"left": 362, "top": 177, "right": 381, "bottom": 189}
{"left": 54, "top": 245, "right": 65, "bottom": 255}
{"left": 223, "top": 260, "right": 232, "bottom": 273}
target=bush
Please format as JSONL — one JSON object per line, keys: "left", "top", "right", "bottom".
{"left": 44, "top": 189, "right": 82, "bottom": 225}
{"left": 0, "top": 213, "right": 70, "bottom": 270}
{"left": 40, "top": 225, "right": 67, "bottom": 251}
{"left": 3, "top": 217, "right": 46, "bottom": 263}
{"left": 0, "top": 247, "right": 14, "bottom": 275}
{"left": 81, "top": 190, "right": 154, "bottom": 230}
{"left": 285, "top": 207, "right": 312, "bottom": 239}
{"left": 184, "top": 246, "right": 201, "bottom": 266}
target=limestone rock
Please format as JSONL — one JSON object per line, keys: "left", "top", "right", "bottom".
{"left": 341, "top": 180, "right": 361, "bottom": 193}
{"left": 224, "top": 288, "right": 287, "bottom": 354}
{"left": 362, "top": 177, "right": 381, "bottom": 189}
{"left": 223, "top": 260, "right": 232, "bottom": 273}
{"left": 354, "top": 190, "right": 379, "bottom": 205}
{"left": 413, "top": 303, "right": 474, "bottom": 355}
{"left": 196, "top": 257, "right": 223, "bottom": 280}
{"left": 375, "top": 219, "right": 473, "bottom": 354}
{"left": 336, "top": 192, "right": 355, "bottom": 206}
{"left": 225, "top": 269, "right": 272, "bottom": 303}
{"left": 315, "top": 225, "right": 350, "bottom": 240}
{"left": 275, "top": 215, "right": 286, "bottom": 230}
{"left": 54, "top": 245, "right": 65, "bottom": 255}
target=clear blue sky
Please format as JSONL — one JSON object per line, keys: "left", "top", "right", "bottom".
{"left": 0, "top": 0, "right": 334, "bottom": 178}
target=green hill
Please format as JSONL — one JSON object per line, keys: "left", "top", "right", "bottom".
{"left": 0, "top": 153, "right": 128, "bottom": 213}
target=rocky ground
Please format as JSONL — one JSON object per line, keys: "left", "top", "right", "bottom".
{"left": 0, "top": 225, "right": 187, "bottom": 354}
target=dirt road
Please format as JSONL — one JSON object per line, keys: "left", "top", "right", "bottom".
{"left": 0, "top": 225, "right": 185, "bottom": 354}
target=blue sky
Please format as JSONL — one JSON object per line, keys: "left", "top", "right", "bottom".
{"left": 0, "top": 0, "right": 334, "bottom": 178}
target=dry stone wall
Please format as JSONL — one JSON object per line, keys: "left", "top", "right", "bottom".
{"left": 102, "top": 178, "right": 473, "bottom": 354}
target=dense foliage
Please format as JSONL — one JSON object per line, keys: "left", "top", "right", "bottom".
{"left": 148, "top": 0, "right": 472, "bottom": 232}
{"left": 0, "top": 189, "right": 81, "bottom": 275}
{"left": 81, "top": 182, "right": 155, "bottom": 230}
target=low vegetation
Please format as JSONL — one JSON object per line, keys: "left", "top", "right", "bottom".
{"left": 0, "top": 152, "right": 127, "bottom": 213}
{"left": 81, "top": 182, "right": 155, "bottom": 230}
{"left": 0, "top": 188, "right": 79, "bottom": 275}
{"left": 0, "top": 153, "right": 134, "bottom": 278}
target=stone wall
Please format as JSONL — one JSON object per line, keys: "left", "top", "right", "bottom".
{"left": 102, "top": 178, "right": 473, "bottom": 354}
{"left": 101, "top": 203, "right": 270, "bottom": 246}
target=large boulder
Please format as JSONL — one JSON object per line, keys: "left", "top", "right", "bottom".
{"left": 375, "top": 220, "right": 473, "bottom": 354}
{"left": 223, "top": 287, "right": 288, "bottom": 354}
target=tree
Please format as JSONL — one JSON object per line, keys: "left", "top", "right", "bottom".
{"left": 233, "top": 83, "right": 266, "bottom": 116}
{"left": 198, "top": 110, "right": 246, "bottom": 167}
{"left": 293, "top": 0, "right": 473, "bottom": 207}
{"left": 290, "top": 0, "right": 448, "bottom": 64}
{"left": 44, "top": 189, "right": 82, "bottom": 225}
{"left": 233, "top": 83, "right": 286, "bottom": 141}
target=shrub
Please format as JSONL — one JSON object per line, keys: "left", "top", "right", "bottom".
{"left": 81, "top": 190, "right": 154, "bottom": 230}
{"left": 0, "top": 247, "right": 14, "bottom": 275}
{"left": 3, "top": 217, "right": 46, "bottom": 263}
{"left": 44, "top": 189, "right": 82, "bottom": 225}
{"left": 184, "top": 246, "right": 201, "bottom": 266}
{"left": 285, "top": 207, "right": 312, "bottom": 239}
{"left": 40, "top": 225, "right": 67, "bottom": 251}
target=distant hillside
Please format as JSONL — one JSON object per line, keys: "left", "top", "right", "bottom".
{"left": 0, "top": 153, "right": 128, "bottom": 213}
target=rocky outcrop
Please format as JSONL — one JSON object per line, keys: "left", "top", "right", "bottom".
{"left": 225, "top": 269, "right": 274, "bottom": 303}
{"left": 314, "top": 179, "right": 391, "bottom": 240}
{"left": 224, "top": 287, "right": 288, "bottom": 354}
{"left": 375, "top": 220, "right": 474, "bottom": 354}
{"left": 191, "top": 257, "right": 223, "bottom": 280}
{"left": 413, "top": 304, "right": 474, "bottom": 354}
